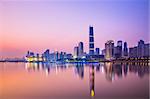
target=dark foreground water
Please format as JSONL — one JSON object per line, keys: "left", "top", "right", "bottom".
{"left": 0, "top": 62, "right": 149, "bottom": 99}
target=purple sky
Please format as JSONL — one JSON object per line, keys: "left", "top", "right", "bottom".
{"left": 0, "top": 0, "right": 149, "bottom": 58}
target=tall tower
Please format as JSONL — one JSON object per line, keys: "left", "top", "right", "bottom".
{"left": 89, "top": 26, "right": 94, "bottom": 55}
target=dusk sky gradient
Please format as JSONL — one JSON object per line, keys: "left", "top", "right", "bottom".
{"left": 0, "top": 0, "right": 149, "bottom": 58}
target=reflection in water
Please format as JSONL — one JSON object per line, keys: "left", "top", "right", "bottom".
{"left": 25, "top": 62, "right": 68, "bottom": 76}
{"left": 103, "top": 62, "right": 149, "bottom": 82}
{"left": 104, "top": 62, "right": 114, "bottom": 82}
{"left": 75, "top": 63, "right": 84, "bottom": 79}
{"left": 25, "top": 62, "right": 149, "bottom": 97}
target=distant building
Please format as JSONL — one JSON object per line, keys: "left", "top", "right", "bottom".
{"left": 118, "top": 40, "right": 122, "bottom": 57}
{"left": 48, "top": 51, "right": 72, "bottom": 61}
{"left": 129, "top": 47, "right": 138, "bottom": 58}
{"left": 117, "top": 40, "right": 122, "bottom": 47}
{"left": 89, "top": 26, "right": 94, "bottom": 55}
{"left": 114, "top": 46, "right": 118, "bottom": 58}
{"left": 74, "top": 46, "right": 79, "bottom": 58}
{"left": 55, "top": 51, "right": 59, "bottom": 61}
{"left": 78, "top": 42, "right": 84, "bottom": 58}
{"left": 137, "top": 40, "right": 145, "bottom": 57}
{"left": 25, "top": 51, "right": 43, "bottom": 62}
{"left": 95, "top": 48, "right": 100, "bottom": 55}
{"left": 65, "top": 54, "right": 73, "bottom": 59}
{"left": 25, "top": 51, "right": 35, "bottom": 62}
{"left": 117, "top": 40, "right": 123, "bottom": 58}
{"left": 144, "top": 43, "right": 150, "bottom": 57}
{"left": 60, "top": 52, "right": 64, "bottom": 60}
{"left": 43, "top": 49, "right": 50, "bottom": 62}
{"left": 129, "top": 40, "right": 150, "bottom": 58}
{"left": 123, "top": 42, "right": 128, "bottom": 57}
{"left": 101, "top": 49, "right": 106, "bottom": 56}
{"left": 105, "top": 40, "right": 114, "bottom": 60}
{"left": 26, "top": 51, "right": 34, "bottom": 57}
{"left": 36, "top": 53, "right": 39, "bottom": 61}
{"left": 49, "top": 53, "right": 55, "bottom": 61}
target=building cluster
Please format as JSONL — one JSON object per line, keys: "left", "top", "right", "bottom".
{"left": 73, "top": 42, "right": 85, "bottom": 59}
{"left": 129, "top": 40, "right": 150, "bottom": 58}
{"left": 73, "top": 26, "right": 101, "bottom": 60}
{"left": 102, "top": 40, "right": 150, "bottom": 60}
{"left": 25, "top": 26, "right": 150, "bottom": 62}
{"left": 73, "top": 26, "right": 104, "bottom": 60}
{"left": 26, "top": 50, "right": 73, "bottom": 62}
{"left": 26, "top": 51, "right": 42, "bottom": 62}
{"left": 102, "top": 40, "right": 128, "bottom": 60}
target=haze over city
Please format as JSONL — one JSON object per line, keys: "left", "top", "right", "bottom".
{"left": 0, "top": 0, "right": 149, "bottom": 58}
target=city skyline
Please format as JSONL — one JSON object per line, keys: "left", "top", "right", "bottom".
{"left": 24, "top": 26, "right": 149, "bottom": 63}
{"left": 0, "top": 0, "right": 149, "bottom": 58}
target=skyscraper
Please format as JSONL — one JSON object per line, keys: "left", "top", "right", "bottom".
{"left": 74, "top": 46, "right": 79, "bottom": 58}
{"left": 89, "top": 26, "right": 94, "bottom": 55}
{"left": 128, "top": 40, "right": 149, "bottom": 58}
{"left": 123, "top": 42, "right": 128, "bottom": 57}
{"left": 117, "top": 40, "right": 122, "bottom": 58}
{"left": 43, "top": 49, "right": 50, "bottom": 62}
{"left": 102, "top": 49, "right": 106, "bottom": 56}
{"left": 78, "top": 42, "right": 84, "bottom": 57}
{"left": 144, "top": 43, "right": 150, "bottom": 57}
{"left": 129, "top": 47, "right": 138, "bottom": 58}
{"left": 114, "top": 40, "right": 123, "bottom": 58}
{"left": 105, "top": 40, "right": 114, "bottom": 60}
{"left": 137, "top": 40, "right": 145, "bottom": 57}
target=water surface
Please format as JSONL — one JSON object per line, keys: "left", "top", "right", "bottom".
{"left": 0, "top": 62, "right": 149, "bottom": 99}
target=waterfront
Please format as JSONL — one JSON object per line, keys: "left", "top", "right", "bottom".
{"left": 0, "top": 62, "right": 149, "bottom": 99}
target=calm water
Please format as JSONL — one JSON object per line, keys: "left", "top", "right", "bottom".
{"left": 0, "top": 62, "right": 149, "bottom": 99}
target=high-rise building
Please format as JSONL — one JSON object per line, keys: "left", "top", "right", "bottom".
{"left": 95, "top": 48, "right": 100, "bottom": 55}
{"left": 101, "top": 49, "right": 106, "bottom": 56}
{"left": 55, "top": 51, "right": 59, "bottom": 61}
{"left": 113, "top": 46, "right": 117, "bottom": 58}
{"left": 137, "top": 40, "right": 145, "bottom": 57}
{"left": 78, "top": 42, "right": 84, "bottom": 57}
{"left": 89, "top": 26, "right": 94, "bottom": 55}
{"left": 105, "top": 40, "right": 114, "bottom": 60}
{"left": 144, "top": 43, "right": 150, "bottom": 57}
{"left": 117, "top": 40, "right": 122, "bottom": 46}
{"left": 74, "top": 46, "right": 79, "bottom": 58}
{"left": 60, "top": 52, "right": 65, "bottom": 60}
{"left": 36, "top": 53, "right": 39, "bottom": 61}
{"left": 129, "top": 47, "right": 138, "bottom": 58}
{"left": 125, "top": 40, "right": 149, "bottom": 58}
{"left": 43, "top": 49, "right": 50, "bottom": 62}
{"left": 117, "top": 40, "right": 122, "bottom": 57}
{"left": 114, "top": 40, "right": 122, "bottom": 58}
{"left": 123, "top": 42, "right": 128, "bottom": 57}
